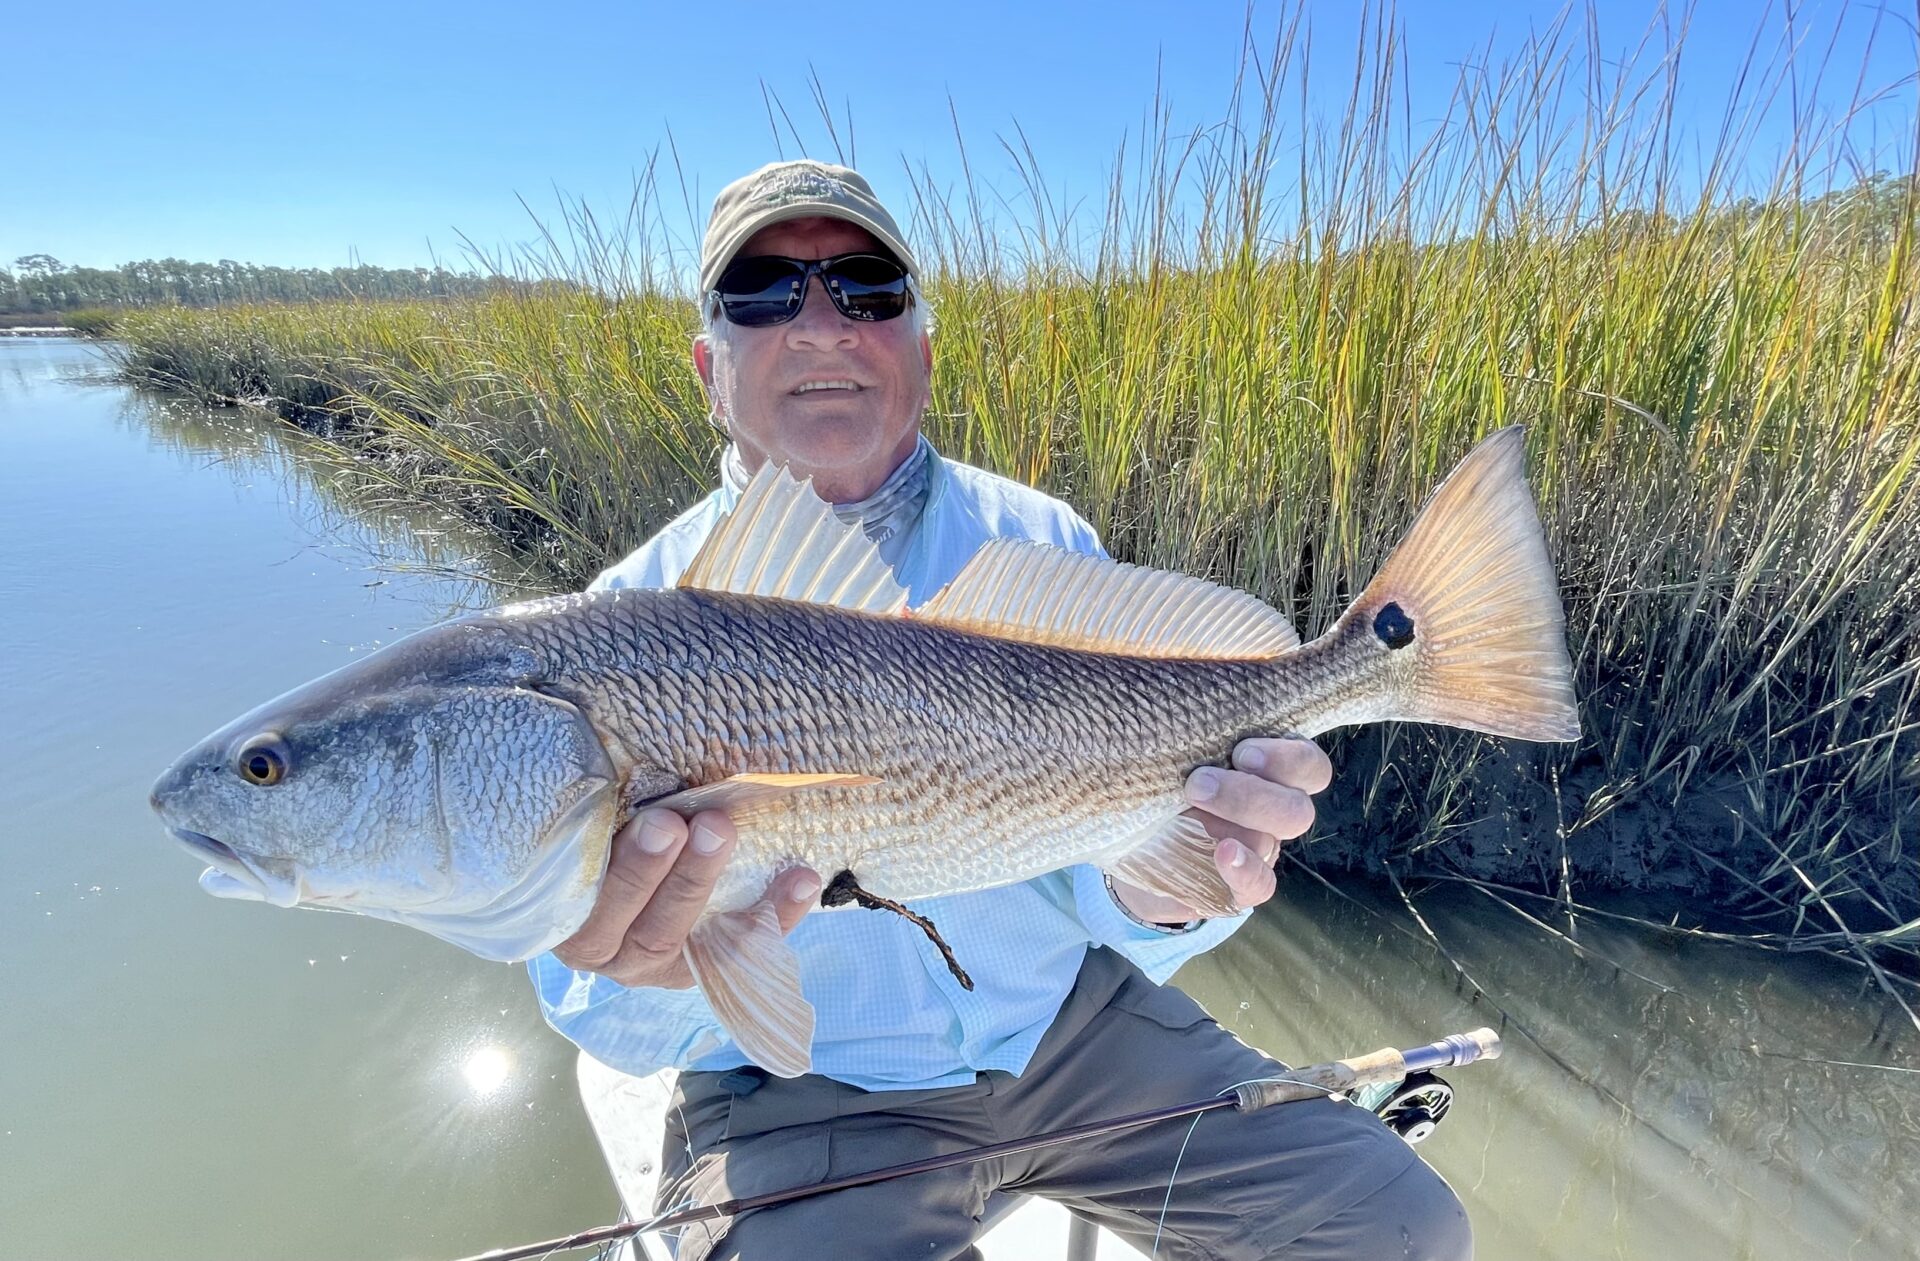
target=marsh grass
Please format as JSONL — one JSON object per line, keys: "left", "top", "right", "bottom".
{"left": 111, "top": 5, "right": 1920, "bottom": 978}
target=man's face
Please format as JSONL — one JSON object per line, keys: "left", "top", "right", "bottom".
{"left": 696, "top": 216, "right": 932, "bottom": 503}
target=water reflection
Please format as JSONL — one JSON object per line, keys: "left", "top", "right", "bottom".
{"left": 463, "top": 1045, "right": 515, "bottom": 1096}
{"left": 0, "top": 339, "right": 615, "bottom": 1261}
{"left": 122, "top": 385, "right": 553, "bottom": 610}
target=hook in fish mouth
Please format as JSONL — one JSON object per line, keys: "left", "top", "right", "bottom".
{"left": 170, "top": 829, "right": 300, "bottom": 907}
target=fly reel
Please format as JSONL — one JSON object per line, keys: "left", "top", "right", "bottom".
{"left": 1366, "top": 1071, "right": 1455, "bottom": 1144}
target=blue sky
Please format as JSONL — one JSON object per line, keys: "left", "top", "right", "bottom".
{"left": 6, "top": 1, "right": 1912, "bottom": 275}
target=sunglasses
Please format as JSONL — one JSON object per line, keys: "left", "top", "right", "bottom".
{"left": 710, "top": 252, "right": 913, "bottom": 327}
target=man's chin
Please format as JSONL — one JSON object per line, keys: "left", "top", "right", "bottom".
{"left": 756, "top": 418, "right": 905, "bottom": 497}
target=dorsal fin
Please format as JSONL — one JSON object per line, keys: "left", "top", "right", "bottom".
{"left": 916, "top": 539, "right": 1299, "bottom": 659}
{"left": 678, "top": 462, "right": 908, "bottom": 615}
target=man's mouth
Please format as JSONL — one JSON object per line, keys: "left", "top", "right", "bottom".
{"left": 790, "top": 379, "right": 862, "bottom": 396}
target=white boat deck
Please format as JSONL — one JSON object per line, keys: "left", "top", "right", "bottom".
{"left": 577, "top": 1053, "right": 1142, "bottom": 1260}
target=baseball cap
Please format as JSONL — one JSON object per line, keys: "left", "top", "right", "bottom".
{"left": 699, "top": 159, "right": 920, "bottom": 294}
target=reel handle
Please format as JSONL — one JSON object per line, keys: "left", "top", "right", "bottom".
{"left": 1231, "top": 1027, "right": 1501, "bottom": 1112}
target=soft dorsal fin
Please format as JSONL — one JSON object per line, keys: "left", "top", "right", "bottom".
{"left": 916, "top": 539, "right": 1300, "bottom": 659}
{"left": 679, "top": 462, "right": 908, "bottom": 615}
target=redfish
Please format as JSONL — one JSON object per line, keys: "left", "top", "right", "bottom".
{"left": 151, "top": 427, "right": 1577, "bottom": 1076}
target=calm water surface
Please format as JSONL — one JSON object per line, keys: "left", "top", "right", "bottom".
{"left": 3, "top": 338, "right": 1914, "bottom": 1259}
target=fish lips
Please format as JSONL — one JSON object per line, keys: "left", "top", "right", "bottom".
{"left": 170, "top": 829, "right": 302, "bottom": 908}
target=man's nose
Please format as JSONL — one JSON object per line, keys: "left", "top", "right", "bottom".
{"left": 783, "top": 273, "right": 859, "bottom": 349}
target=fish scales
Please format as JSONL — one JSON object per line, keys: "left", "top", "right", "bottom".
{"left": 504, "top": 587, "right": 1325, "bottom": 913}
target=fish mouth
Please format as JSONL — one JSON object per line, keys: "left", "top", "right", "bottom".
{"left": 171, "top": 829, "right": 301, "bottom": 908}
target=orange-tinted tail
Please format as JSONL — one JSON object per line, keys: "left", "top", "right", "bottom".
{"left": 1343, "top": 427, "right": 1580, "bottom": 741}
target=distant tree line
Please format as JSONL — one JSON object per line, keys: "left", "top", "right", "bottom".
{"left": 7, "top": 175, "right": 1907, "bottom": 320}
{"left": 1, "top": 254, "right": 517, "bottom": 315}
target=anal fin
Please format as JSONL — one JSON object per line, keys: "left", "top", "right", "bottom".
{"left": 1103, "top": 813, "right": 1241, "bottom": 920}
{"left": 684, "top": 901, "right": 816, "bottom": 1078}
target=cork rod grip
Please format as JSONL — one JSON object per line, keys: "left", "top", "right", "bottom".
{"left": 1230, "top": 1028, "right": 1503, "bottom": 1112}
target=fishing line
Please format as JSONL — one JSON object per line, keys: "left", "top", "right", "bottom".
{"left": 1150, "top": 1110, "right": 1207, "bottom": 1257}
{"left": 1148, "top": 1072, "right": 1345, "bottom": 1258}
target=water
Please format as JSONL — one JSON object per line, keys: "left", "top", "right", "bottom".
{"left": 1, "top": 340, "right": 604, "bottom": 1259}
{"left": 3, "top": 337, "right": 1914, "bottom": 1259}
{"left": 1180, "top": 883, "right": 1919, "bottom": 1258}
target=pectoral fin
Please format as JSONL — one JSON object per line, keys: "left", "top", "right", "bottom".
{"left": 648, "top": 772, "right": 880, "bottom": 820}
{"left": 684, "top": 900, "right": 816, "bottom": 1079}
{"left": 1103, "top": 813, "right": 1241, "bottom": 920}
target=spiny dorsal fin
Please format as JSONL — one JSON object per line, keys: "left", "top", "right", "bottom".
{"left": 916, "top": 539, "right": 1299, "bottom": 659}
{"left": 679, "top": 462, "right": 908, "bottom": 615}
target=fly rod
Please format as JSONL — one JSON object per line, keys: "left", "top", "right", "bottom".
{"left": 451, "top": 1027, "right": 1501, "bottom": 1261}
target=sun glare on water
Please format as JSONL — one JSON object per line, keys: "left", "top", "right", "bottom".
{"left": 462, "top": 1044, "right": 514, "bottom": 1097}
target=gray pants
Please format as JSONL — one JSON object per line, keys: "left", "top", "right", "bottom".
{"left": 657, "top": 948, "right": 1471, "bottom": 1260}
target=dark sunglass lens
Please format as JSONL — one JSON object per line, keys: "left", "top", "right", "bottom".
{"left": 717, "top": 257, "right": 805, "bottom": 325}
{"left": 719, "top": 256, "right": 803, "bottom": 295}
{"left": 830, "top": 255, "right": 907, "bottom": 287}
{"left": 721, "top": 296, "right": 799, "bottom": 327}
{"left": 826, "top": 255, "right": 910, "bottom": 320}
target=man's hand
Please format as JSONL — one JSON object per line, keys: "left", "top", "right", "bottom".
{"left": 552, "top": 807, "right": 821, "bottom": 987}
{"left": 1110, "top": 736, "right": 1332, "bottom": 926}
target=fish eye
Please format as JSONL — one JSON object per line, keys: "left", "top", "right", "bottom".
{"left": 234, "top": 737, "right": 290, "bottom": 786}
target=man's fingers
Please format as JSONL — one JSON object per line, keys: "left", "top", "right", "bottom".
{"left": 552, "top": 809, "right": 688, "bottom": 970}
{"left": 770, "top": 867, "right": 823, "bottom": 934}
{"left": 621, "top": 809, "right": 738, "bottom": 957}
{"left": 1215, "top": 837, "right": 1279, "bottom": 908}
{"left": 1234, "top": 736, "right": 1332, "bottom": 794}
{"left": 569, "top": 810, "right": 738, "bottom": 988}
{"left": 1185, "top": 766, "right": 1316, "bottom": 840}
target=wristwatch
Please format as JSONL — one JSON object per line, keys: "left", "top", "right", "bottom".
{"left": 1103, "top": 872, "right": 1200, "bottom": 934}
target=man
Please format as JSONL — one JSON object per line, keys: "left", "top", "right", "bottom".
{"left": 529, "top": 160, "right": 1471, "bottom": 1260}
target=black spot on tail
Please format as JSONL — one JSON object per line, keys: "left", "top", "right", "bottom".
{"left": 1373, "top": 602, "right": 1416, "bottom": 649}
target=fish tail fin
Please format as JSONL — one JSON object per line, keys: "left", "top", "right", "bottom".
{"left": 1335, "top": 427, "right": 1580, "bottom": 742}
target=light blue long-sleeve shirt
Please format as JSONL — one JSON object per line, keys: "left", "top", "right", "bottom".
{"left": 528, "top": 447, "right": 1249, "bottom": 1091}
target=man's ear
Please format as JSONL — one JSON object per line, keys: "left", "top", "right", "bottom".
{"left": 919, "top": 330, "right": 933, "bottom": 374}
{"left": 693, "top": 333, "right": 718, "bottom": 400}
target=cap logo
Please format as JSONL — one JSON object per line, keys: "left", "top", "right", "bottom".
{"left": 752, "top": 168, "right": 844, "bottom": 208}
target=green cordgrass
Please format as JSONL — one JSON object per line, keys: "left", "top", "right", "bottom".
{"left": 108, "top": 8, "right": 1919, "bottom": 983}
